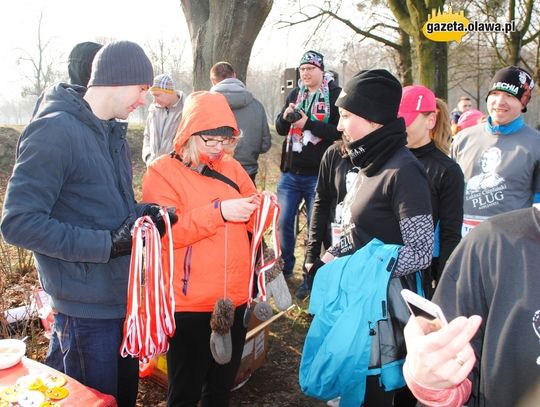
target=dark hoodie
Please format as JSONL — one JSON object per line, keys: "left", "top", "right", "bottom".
{"left": 68, "top": 41, "right": 102, "bottom": 87}
{"left": 211, "top": 78, "right": 271, "bottom": 176}
{"left": 1, "top": 83, "right": 142, "bottom": 319}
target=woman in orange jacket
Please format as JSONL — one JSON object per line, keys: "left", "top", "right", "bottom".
{"left": 142, "top": 91, "right": 262, "bottom": 406}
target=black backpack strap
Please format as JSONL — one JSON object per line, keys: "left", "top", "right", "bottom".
{"left": 201, "top": 166, "right": 240, "bottom": 193}
{"left": 170, "top": 152, "right": 240, "bottom": 193}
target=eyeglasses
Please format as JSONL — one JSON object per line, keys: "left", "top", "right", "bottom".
{"left": 198, "top": 135, "right": 236, "bottom": 147}
{"left": 299, "top": 66, "right": 317, "bottom": 73}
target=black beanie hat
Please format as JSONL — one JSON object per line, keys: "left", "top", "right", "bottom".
{"left": 486, "top": 66, "right": 535, "bottom": 112}
{"left": 88, "top": 41, "right": 153, "bottom": 88}
{"left": 336, "top": 69, "right": 402, "bottom": 125}
{"left": 68, "top": 42, "right": 102, "bottom": 87}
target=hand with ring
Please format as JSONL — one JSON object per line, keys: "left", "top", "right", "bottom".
{"left": 403, "top": 314, "right": 482, "bottom": 390}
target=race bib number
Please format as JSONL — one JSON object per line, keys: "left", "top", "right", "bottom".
{"left": 331, "top": 222, "right": 342, "bottom": 246}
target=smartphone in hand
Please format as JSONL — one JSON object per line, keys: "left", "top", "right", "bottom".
{"left": 401, "top": 289, "right": 448, "bottom": 332}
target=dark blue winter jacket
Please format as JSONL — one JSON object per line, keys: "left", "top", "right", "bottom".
{"left": 1, "top": 83, "right": 143, "bottom": 319}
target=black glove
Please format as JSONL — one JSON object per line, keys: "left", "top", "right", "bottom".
{"left": 141, "top": 204, "right": 178, "bottom": 237}
{"left": 110, "top": 216, "right": 136, "bottom": 259}
{"left": 306, "top": 258, "right": 326, "bottom": 291}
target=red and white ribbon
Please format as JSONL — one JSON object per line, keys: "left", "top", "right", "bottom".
{"left": 120, "top": 208, "right": 175, "bottom": 362}
{"left": 247, "top": 194, "right": 281, "bottom": 307}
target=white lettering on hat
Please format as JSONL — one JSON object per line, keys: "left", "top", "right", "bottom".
{"left": 416, "top": 95, "right": 423, "bottom": 111}
{"left": 491, "top": 82, "right": 519, "bottom": 95}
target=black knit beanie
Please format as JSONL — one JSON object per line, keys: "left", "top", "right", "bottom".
{"left": 486, "top": 66, "right": 535, "bottom": 112}
{"left": 336, "top": 69, "right": 402, "bottom": 125}
{"left": 68, "top": 42, "right": 102, "bottom": 87}
{"left": 88, "top": 41, "right": 153, "bottom": 87}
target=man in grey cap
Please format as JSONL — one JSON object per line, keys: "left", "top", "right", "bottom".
{"left": 1, "top": 40, "right": 176, "bottom": 406}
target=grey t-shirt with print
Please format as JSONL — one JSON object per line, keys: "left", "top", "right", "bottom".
{"left": 450, "top": 122, "right": 540, "bottom": 234}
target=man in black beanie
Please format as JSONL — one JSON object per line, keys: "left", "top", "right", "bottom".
{"left": 1, "top": 40, "right": 176, "bottom": 407}
{"left": 275, "top": 50, "right": 341, "bottom": 294}
{"left": 451, "top": 65, "right": 540, "bottom": 236}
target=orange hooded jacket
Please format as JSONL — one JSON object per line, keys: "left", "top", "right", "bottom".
{"left": 142, "top": 91, "right": 257, "bottom": 312}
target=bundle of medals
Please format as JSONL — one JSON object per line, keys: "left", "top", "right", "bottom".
{"left": 245, "top": 193, "right": 281, "bottom": 324}
{"left": 0, "top": 373, "right": 68, "bottom": 406}
{"left": 120, "top": 209, "right": 175, "bottom": 362}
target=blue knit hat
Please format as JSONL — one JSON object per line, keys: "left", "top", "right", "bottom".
{"left": 88, "top": 41, "right": 153, "bottom": 87}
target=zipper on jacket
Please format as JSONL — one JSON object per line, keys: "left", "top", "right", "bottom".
{"left": 182, "top": 246, "right": 193, "bottom": 295}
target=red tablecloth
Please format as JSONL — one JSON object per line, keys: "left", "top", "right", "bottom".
{"left": 0, "top": 357, "right": 117, "bottom": 406}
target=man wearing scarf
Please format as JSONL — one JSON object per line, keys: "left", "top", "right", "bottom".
{"left": 451, "top": 66, "right": 540, "bottom": 236}
{"left": 275, "top": 50, "right": 341, "bottom": 282}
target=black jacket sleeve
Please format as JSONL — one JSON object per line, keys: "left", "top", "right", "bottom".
{"left": 305, "top": 147, "right": 339, "bottom": 263}
{"left": 436, "top": 163, "right": 465, "bottom": 275}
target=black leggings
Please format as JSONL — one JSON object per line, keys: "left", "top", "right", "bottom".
{"left": 166, "top": 305, "right": 247, "bottom": 407}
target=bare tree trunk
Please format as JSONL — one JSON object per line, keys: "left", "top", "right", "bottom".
{"left": 181, "top": 0, "right": 273, "bottom": 91}
{"left": 388, "top": 0, "right": 448, "bottom": 99}
{"left": 417, "top": 39, "right": 448, "bottom": 99}
{"left": 399, "top": 29, "right": 413, "bottom": 86}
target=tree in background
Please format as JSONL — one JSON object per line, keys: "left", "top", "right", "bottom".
{"left": 446, "top": 0, "right": 540, "bottom": 116}
{"left": 474, "top": 0, "right": 539, "bottom": 80}
{"left": 16, "top": 12, "right": 62, "bottom": 98}
{"left": 387, "top": 0, "right": 448, "bottom": 98}
{"left": 145, "top": 36, "right": 192, "bottom": 94}
{"left": 278, "top": 0, "right": 448, "bottom": 97}
{"left": 448, "top": 32, "right": 497, "bottom": 109}
{"left": 277, "top": 1, "right": 414, "bottom": 85}
{"left": 180, "top": 0, "right": 273, "bottom": 90}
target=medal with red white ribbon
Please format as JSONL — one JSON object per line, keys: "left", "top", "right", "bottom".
{"left": 246, "top": 194, "right": 281, "bottom": 321}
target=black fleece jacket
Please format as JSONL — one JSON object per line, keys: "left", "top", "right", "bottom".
{"left": 305, "top": 142, "right": 354, "bottom": 263}
{"left": 409, "top": 141, "right": 464, "bottom": 278}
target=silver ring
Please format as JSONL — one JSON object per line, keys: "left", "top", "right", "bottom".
{"left": 454, "top": 353, "right": 465, "bottom": 366}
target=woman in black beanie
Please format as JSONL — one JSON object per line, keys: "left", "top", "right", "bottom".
{"left": 306, "top": 69, "right": 434, "bottom": 406}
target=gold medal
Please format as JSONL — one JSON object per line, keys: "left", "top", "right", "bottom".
{"left": 16, "top": 374, "right": 44, "bottom": 390}
{"left": 44, "top": 386, "right": 69, "bottom": 400}
{"left": 0, "top": 385, "right": 21, "bottom": 402}
{"left": 40, "top": 373, "right": 67, "bottom": 388}
{"left": 17, "top": 390, "right": 45, "bottom": 407}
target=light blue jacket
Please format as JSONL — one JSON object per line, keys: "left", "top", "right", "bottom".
{"left": 1, "top": 83, "right": 144, "bottom": 319}
{"left": 300, "top": 239, "right": 413, "bottom": 407}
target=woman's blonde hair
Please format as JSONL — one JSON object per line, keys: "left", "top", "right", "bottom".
{"left": 430, "top": 98, "right": 452, "bottom": 155}
{"left": 178, "top": 131, "right": 241, "bottom": 167}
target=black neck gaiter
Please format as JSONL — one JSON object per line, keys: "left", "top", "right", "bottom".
{"left": 347, "top": 118, "right": 407, "bottom": 177}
